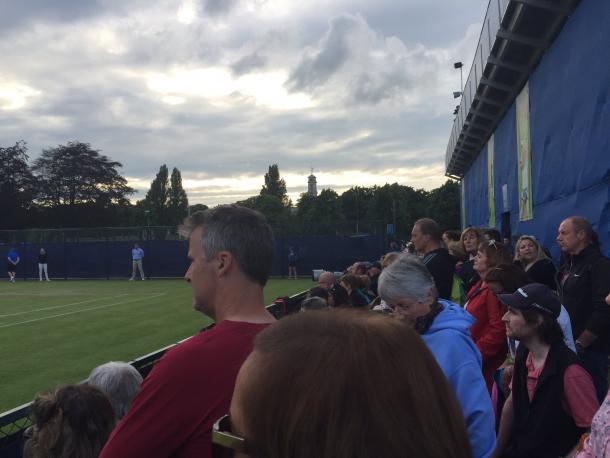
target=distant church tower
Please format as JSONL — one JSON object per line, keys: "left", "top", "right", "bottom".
{"left": 307, "top": 168, "right": 318, "bottom": 196}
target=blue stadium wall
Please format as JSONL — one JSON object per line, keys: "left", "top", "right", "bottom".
{"left": 2, "top": 235, "right": 384, "bottom": 280}
{"left": 462, "top": 0, "right": 610, "bottom": 260}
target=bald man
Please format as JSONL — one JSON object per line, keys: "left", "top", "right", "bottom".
{"left": 557, "top": 216, "right": 610, "bottom": 403}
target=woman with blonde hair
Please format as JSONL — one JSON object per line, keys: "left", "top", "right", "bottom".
{"left": 458, "top": 227, "right": 485, "bottom": 292}
{"left": 514, "top": 235, "right": 557, "bottom": 290}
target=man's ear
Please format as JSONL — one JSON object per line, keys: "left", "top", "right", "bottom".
{"left": 217, "top": 251, "right": 232, "bottom": 274}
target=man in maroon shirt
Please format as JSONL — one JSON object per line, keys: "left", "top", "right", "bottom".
{"left": 100, "top": 205, "right": 276, "bottom": 458}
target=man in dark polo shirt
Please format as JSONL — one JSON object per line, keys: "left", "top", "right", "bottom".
{"left": 410, "top": 218, "right": 456, "bottom": 299}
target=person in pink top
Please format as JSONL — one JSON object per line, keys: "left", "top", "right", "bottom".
{"left": 574, "top": 294, "right": 610, "bottom": 458}
{"left": 493, "top": 283, "right": 599, "bottom": 458}
{"left": 100, "top": 205, "right": 276, "bottom": 458}
{"left": 576, "top": 389, "right": 610, "bottom": 457}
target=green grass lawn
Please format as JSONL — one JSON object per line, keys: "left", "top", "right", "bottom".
{"left": 0, "top": 278, "right": 313, "bottom": 413}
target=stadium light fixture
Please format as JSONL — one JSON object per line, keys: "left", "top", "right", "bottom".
{"left": 454, "top": 61, "right": 464, "bottom": 93}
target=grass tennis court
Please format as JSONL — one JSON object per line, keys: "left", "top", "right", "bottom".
{"left": 0, "top": 278, "right": 313, "bottom": 413}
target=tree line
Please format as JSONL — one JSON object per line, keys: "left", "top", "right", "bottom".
{"left": 1, "top": 141, "right": 460, "bottom": 238}
{"left": 238, "top": 165, "right": 460, "bottom": 239}
{"left": 0, "top": 141, "right": 190, "bottom": 229}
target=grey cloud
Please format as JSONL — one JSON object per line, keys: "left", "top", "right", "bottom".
{"left": 286, "top": 12, "right": 441, "bottom": 107}
{"left": 0, "top": 0, "right": 484, "bottom": 206}
{"left": 202, "top": 0, "right": 239, "bottom": 16}
{"left": 0, "top": 0, "right": 156, "bottom": 37}
{"left": 287, "top": 14, "right": 361, "bottom": 92}
{"left": 354, "top": 0, "right": 488, "bottom": 48}
{"left": 2, "top": 69, "right": 448, "bottom": 184}
{"left": 230, "top": 52, "right": 267, "bottom": 76}
{"left": 350, "top": 67, "right": 411, "bottom": 105}
{"left": 0, "top": 0, "right": 103, "bottom": 34}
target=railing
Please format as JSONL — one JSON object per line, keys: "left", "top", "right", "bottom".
{"left": 445, "top": 0, "right": 581, "bottom": 177}
{"left": 446, "top": 0, "right": 510, "bottom": 173}
{"left": 0, "top": 290, "right": 308, "bottom": 458}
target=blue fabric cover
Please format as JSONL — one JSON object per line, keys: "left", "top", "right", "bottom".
{"left": 1, "top": 235, "right": 384, "bottom": 279}
{"left": 462, "top": 0, "right": 610, "bottom": 260}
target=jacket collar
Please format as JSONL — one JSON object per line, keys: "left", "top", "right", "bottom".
{"left": 564, "top": 243, "right": 598, "bottom": 266}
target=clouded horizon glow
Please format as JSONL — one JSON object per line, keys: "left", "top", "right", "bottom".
{"left": 0, "top": 0, "right": 487, "bottom": 205}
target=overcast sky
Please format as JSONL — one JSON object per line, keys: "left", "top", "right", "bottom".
{"left": 0, "top": 0, "right": 487, "bottom": 205}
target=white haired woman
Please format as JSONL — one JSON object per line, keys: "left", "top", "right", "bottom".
{"left": 87, "top": 361, "right": 143, "bottom": 421}
{"left": 378, "top": 254, "right": 496, "bottom": 458}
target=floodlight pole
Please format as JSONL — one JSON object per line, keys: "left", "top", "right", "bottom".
{"left": 454, "top": 61, "right": 464, "bottom": 94}
{"left": 460, "top": 67, "right": 463, "bottom": 93}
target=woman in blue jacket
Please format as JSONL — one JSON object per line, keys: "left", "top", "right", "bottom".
{"left": 379, "top": 253, "right": 496, "bottom": 458}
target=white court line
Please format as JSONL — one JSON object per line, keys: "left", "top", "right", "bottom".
{"left": 0, "top": 295, "right": 130, "bottom": 318}
{"left": 0, "top": 293, "right": 167, "bottom": 329}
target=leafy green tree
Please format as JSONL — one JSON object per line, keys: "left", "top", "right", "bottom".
{"left": 296, "top": 193, "right": 317, "bottom": 222}
{"left": 426, "top": 180, "right": 460, "bottom": 230}
{"left": 237, "top": 194, "right": 289, "bottom": 230}
{"left": 31, "top": 141, "right": 134, "bottom": 226}
{"left": 168, "top": 167, "right": 189, "bottom": 224}
{"left": 296, "top": 189, "right": 343, "bottom": 235}
{"left": 260, "top": 164, "right": 288, "bottom": 204}
{"left": 311, "top": 189, "right": 342, "bottom": 233}
{"left": 32, "top": 141, "right": 133, "bottom": 207}
{"left": 0, "top": 141, "right": 37, "bottom": 229}
{"left": 143, "top": 164, "right": 169, "bottom": 225}
{"left": 366, "top": 184, "right": 428, "bottom": 238}
{"left": 339, "top": 186, "right": 374, "bottom": 223}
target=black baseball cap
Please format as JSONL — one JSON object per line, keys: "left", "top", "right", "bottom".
{"left": 497, "top": 283, "right": 561, "bottom": 318}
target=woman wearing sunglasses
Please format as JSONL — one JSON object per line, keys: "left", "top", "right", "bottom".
{"left": 465, "top": 240, "right": 512, "bottom": 393}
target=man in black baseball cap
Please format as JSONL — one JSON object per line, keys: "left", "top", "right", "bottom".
{"left": 499, "top": 283, "right": 562, "bottom": 319}
{"left": 493, "top": 283, "right": 599, "bottom": 458}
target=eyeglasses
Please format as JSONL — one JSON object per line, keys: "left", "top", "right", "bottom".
{"left": 23, "top": 425, "right": 35, "bottom": 439}
{"left": 212, "top": 414, "right": 246, "bottom": 457}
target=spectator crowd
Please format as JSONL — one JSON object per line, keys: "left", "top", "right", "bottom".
{"left": 17, "top": 207, "right": 610, "bottom": 458}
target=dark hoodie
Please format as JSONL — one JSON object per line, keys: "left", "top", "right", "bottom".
{"left": 422, "top": 248, "right": 456, "bottom": 300}
{"left": 557, "top": 244, "right": 610, "bottom": 352}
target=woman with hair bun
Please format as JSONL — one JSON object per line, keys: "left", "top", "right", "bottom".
{"left": 24, "top": 384, "right": 115, "bottom": 458}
